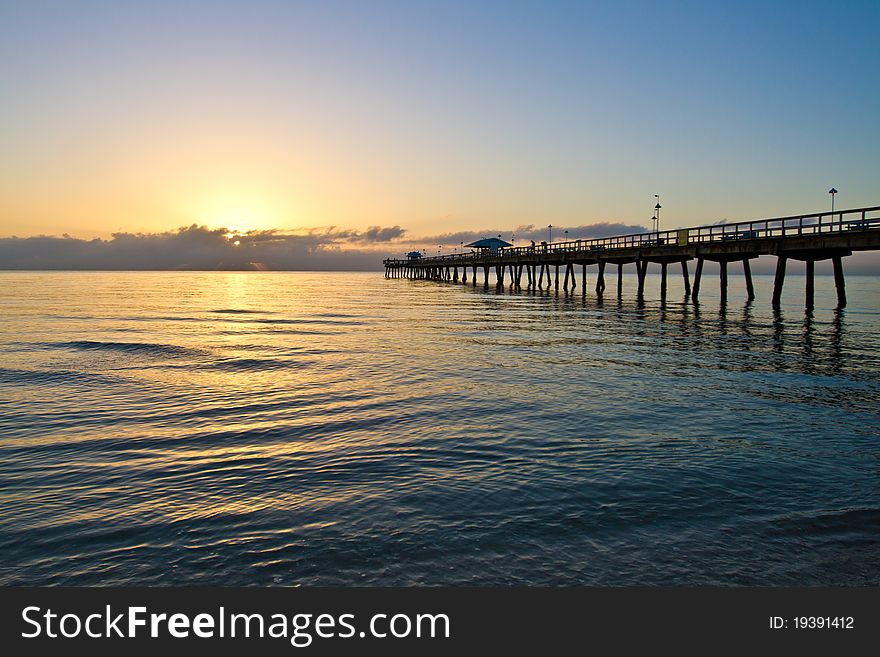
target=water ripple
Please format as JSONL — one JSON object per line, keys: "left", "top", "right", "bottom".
{"left": 0, "top": 271, "right": 878, "bottom": 586}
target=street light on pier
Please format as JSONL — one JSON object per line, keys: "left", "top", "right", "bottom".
{"left": 548, "top": 224, "right": 553, "bottom": 243}
{"left": 829, "top": 187, "right": 838, "bottom": 215}
{"left": 653, "top": 195, "right": 661, "bottom": 234}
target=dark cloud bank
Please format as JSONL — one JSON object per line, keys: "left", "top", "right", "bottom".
{"left": 414, "top": 222, "right": 648, "bottom": 247}
{"left": 1, "top": 223, "right": 877, "bottom": 273}
{"left": 0, "top": 225, "right": 406, "bottom": 271}
{"left": 0, "top": 222, "right": 645, "bottom": 271}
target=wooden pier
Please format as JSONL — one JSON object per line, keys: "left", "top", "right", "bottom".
{"left": 384, "top": 206, "right": 880, "bottom": 308}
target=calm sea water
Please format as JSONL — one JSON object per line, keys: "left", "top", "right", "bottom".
{"left": 1, "top": 270, "right": 878, "bottom": 586}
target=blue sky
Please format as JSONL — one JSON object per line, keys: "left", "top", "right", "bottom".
{"left": 1, "top": 0, "right": 878, "bottom": 240}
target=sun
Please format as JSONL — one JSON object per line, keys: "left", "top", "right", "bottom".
{"left": 223, "top": 228, "right": 244, "bottom": 246}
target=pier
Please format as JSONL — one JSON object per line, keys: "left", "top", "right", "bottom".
{"left": 384, "top": 205, "right": 880, "bottom": 308}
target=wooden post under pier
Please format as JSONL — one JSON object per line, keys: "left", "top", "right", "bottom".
{"left": 719, "top": 261, "right": 728, "bottom": 303}
{"left": 743, "top": 259, "right": 754, "bottom": 300}
{"left": 832, "top": 255, "right": 846, "bottom": 307}
{"left": 772, "top": 256, "right": 787, "bottom": 308}
{"left": 805, "top": 259, "right": 815, "bottom": 310}
{"left": 692, "top": 258, "right": 704, "bottom": 302}
{"left": 636, "top": 260, "right": 646, "bottom": 297}
{"left": 660, "top": 262, "right": 668, "bottom": 301}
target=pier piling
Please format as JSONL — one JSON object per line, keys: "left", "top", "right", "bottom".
{"left": 719, "top": 261, "right": 728, "bottom": 303}
{"left": 832, "top": 255, "right": 846, "bottom": 307}
{"left": 805, "top": 259, "right": 815, "bottom": 310}
{"left": 660, "top": 262, "right": 668, "bottom": 301}
{"left": 635, "top": 261, "right": 646, "bottom": 297}
{"left": 692, "top": 258, "right": 704, "bottom": 301}
{"left": 743, "top": 259, "right": 755, "bottom": 300}
{"left": 772, "top": 256, "right": 787, "bottom": 308}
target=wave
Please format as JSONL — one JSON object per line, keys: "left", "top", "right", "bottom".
{"left": 207, "top": 316, "right": 369, "bottom": 326}
{"left": 218, "top": 328, "right": 337, "bottom": 336}
{"left": 0, "top": 366, "right": 120, "bottom": 386}
{"left": 250, "top": 318, "right": 369, "bottom": 326}
{"left": 51, "top": 340, "right": 203, "bottom": 357}
{"left": 766, "top": 507, "right": 880, "bottom": 537}
{"left": 209, "top": 309, "right": 267, "bottom": 315}
{"left": 206, "top": 357, "right": 305, "bottom": 372}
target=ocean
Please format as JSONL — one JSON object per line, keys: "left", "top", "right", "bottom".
{"left": 1, "top": 270, "right": 878, "bottom": 585}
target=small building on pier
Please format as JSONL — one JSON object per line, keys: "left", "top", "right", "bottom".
{"left": 406, "top": 251, "right": 423, "bottom": 260}
{"left": 465, "top": 237, "right": 512, "bottom": 255}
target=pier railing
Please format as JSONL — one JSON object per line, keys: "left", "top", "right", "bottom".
{"left": 384, "top": 206, "right": 880, "bottom": 265}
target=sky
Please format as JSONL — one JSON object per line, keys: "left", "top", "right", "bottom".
{"left": 1, "top": 0, "right": 878, "bottom": 269}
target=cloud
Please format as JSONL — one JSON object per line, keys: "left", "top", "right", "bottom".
{"left": 0, "top": 225, "right": 403, "bottom": 271}
{"left": 360, "top": 225, "right": 406, "bottom": 242}
{"left": 410, "top": 222, "right": 648, "bottom": 247}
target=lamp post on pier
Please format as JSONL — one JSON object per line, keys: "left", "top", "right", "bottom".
{"left": 653, "top": 195, "right": 661, "bottom": 234}
{"left": 829, "top": 187, "right": 838, "bottom": 215}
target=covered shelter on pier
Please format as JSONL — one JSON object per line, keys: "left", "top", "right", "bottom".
{"left": 465, "top": 237, "right": 512, "bottom": 255}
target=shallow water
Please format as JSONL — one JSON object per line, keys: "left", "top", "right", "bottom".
{"left": 1, "top": 270, "right": 878, "bottom": 585}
